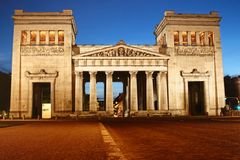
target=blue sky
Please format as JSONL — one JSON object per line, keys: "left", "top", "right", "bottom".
{"left": 0, "top": 0, "right": 239, "bottom": 75}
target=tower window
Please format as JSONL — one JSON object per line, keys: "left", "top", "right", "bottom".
{"left": 30, "top": 31, "right": 37, "bottom": 45}
{"left": 49, "top": 31, "right": 55, "bottom": 45}
{"left": 21, "top": 31, "right": 27, "bottom": 45}
{"left": 191, "top": 32, "right": 196, "bottom": 45}
{"left": 182, "top": 32, "right": 188, "bottom": 46}
{"left": 58, "top": 31, "right": 64, "bottom": 45}
{"left": 200, "top": 32, "right": 205, "bottom": 46}
{"left": 174, "top": 31, "right": 179, "bottom": 46}
{"left": 208, "top": 32, "right": 214, "bottom": 46}
{"left": 40, "top": 31, "right": 46, "bottom": 44}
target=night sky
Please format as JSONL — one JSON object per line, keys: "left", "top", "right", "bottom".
{"left": 0, "top": 0, "right": 239, "bottom": 75}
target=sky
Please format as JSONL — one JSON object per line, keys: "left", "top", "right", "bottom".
{"left": 0, "top": 0, "right": 239, "bottom": 76}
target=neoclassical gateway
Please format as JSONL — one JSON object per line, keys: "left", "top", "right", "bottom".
{"left": 10, "top": 10, "right": 225, "bottom": 118}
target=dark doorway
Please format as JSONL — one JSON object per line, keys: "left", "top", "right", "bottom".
{"left": 188, "top": 82, "right": 205, "bottom": 116}
{"left": 32, "top": 83, "right": 51, "bottom": 118}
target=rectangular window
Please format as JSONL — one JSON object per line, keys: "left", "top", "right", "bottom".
{"left": 208, "top": 32, "right": 214, "bottom": 46}
{"left": 200, "top": 32, "right": 205, "bottom": 46}
{"left": 49, "top": 31, "right": 55, "bottom": 45}
{"left": 40, "top": 31, "right": 46, "bottom": 44}
{"left": 58, "top": 31, "right": 64, "bottom": 45}
{"left": 30, "top": 31, "right": 37, "bottom": 45}
{"left": 174, "top": 31, "right": 179, "bottom": 46}
{"left": 182, "top": 32, "right": 188, "bottom": 46}
{"left": 191, "top": 32, "right": 196, "bottom": 45}
{"left": 21, "top": 31, "right": 27, "bottom": 45}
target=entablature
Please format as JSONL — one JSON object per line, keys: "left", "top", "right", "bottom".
{"left": 74, "top": 58, "right": 168, "bottom": 67}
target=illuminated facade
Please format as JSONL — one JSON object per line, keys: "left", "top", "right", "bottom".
{"left": 10, "top": 10, "right": 225, "bottom": 118}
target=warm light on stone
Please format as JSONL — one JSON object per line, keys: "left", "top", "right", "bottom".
{"left": 10, "top": 10, "right": 225, "bottom": 118}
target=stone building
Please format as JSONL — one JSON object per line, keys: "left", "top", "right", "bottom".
{"left": 10, "top": 10, "right": 225, "bottom": 118}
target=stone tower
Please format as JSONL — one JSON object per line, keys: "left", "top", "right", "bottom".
{"left": 10, "top": 10, "right": 77, "bottom": 118}
{"left": 154, "top": 11, "right": 225, "bottom": 115}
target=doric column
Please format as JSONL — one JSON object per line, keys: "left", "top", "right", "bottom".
{"left": 36, "top": 31, "right": 40, "bottom": 45}
{"left": 27, "top": 31, "right": 30, "bottom": 45}
{"left": 89, "top": 71, "right": 97, "bottom": 112}
{"left": 125, "top": 78, "right": 130, "bottom": 114}
{"left": 196, "top": 32, "right": 200, "bottom": 46}
{"left": 187, "top": 31, "right": 191, "bottom": 45}
{"left": 179, "top": 32, "right": 183, "bottom": 45}
{"left": 157, "top": 72, "right": 162, "bottom": 110}
{"left": 129, "top": 71, "right": 138, "bottom": 112}
{"left": 205, "top": 31, "right": 209, "bottom": 46}
{"left": 75, "top": 71, "right": 83, "bottom": 112}
{"left": 55, "top": 30, "right": 58, "bottom": 45}
{"left": 161, "top": 72, "right": 168, "bottom": 110}
{"left": 146, "top": 71, "right": 154, "bottom": 111}
{"left": 105, "top": 71, "right": 113, "bottom": 113}
{"left": 46, "top": 31, "right": 49, "bottom": 45}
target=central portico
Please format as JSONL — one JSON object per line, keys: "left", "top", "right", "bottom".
{"left": 73, "top": 40, "right": 169, "bottom": 116}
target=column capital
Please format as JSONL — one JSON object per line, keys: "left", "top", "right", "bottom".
{"left": 160, "top": 71, "right": 168, "bottom": 76}
{"left": 129, "top": 71, "right": 138, "bottom": 75}
{"left": 145, "top": 71, "right": 154, "bottom": 75}
{"left": 105, "top": 71, "right": 113, "bottom": 76}
{"left": 75, "top": 71, "right": 83, "bottom": 76}
{"left": 89, "top": 71, "right": 97, "bottom": 76}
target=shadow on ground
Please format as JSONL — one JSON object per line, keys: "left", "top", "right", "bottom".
{"left": 0, "top": 121, "right": 25, "bottom": 128}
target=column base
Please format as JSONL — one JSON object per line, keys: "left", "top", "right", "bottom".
{"left": 130, "top": 111, "right": 138, "bottom": 117}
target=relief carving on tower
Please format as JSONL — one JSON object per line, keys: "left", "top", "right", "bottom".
{"left": 181, "top": 69, "right": 210, "bottom": 78}
{"left": 21, "top": 46, "right": 64, "bottom": 56}
{"left": 25, "top": 69, "right": 58, "bottom": 79}
{"left": 83, "top": 47, "right": 157, "bottom": 57}
{"left": 175, "top": 46, "right": 214, "bottom": 56}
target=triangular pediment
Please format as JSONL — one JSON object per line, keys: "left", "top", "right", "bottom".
{"left": 74, "top": 41, "right": 169, "bottom": 58}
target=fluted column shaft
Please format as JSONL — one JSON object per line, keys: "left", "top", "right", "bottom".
{"left": 205, "top": 32, "right": 209, "bottom": 46}
{"left": 130, "top": 71, "right": 138, "bottom": 112}
{"left": 161, "top": 72, "right": 168, "bottom": 110}
{"left": 75, "top": 71, "right": 83, "bottom": 112}
{"left": 36, "top": 31, "right": 40, "bottom": 45}
{"left": 187, "top": 31, "right": 191, "bottom": 45}
{"left": 55, "top": 30, "right": 58, "bottom": 45}
{"left": 146, "top": 71, "right": 154, "bottom": 111}
{"left": 196, "top": 32, "right": 200, "bottom": 46}
{"left": 89, "top": 71, "right": 97, "bottom": 111}
{"left": 105, "top": 71, "right": 113, "bottom": 113}
{"left": 157, "top": 72, "right": 162, "bottom": 110}
{"left": 179, "top": 32, "right": 183, "bottom": 45}
{"left": 26, "top": 31, "right": 30, "bottom": 44}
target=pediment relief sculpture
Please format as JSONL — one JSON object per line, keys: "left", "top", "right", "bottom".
{"left": 78, "top": 41, "right": 167, "bottom": 58}
{"left": 84, "top": 46, "right": 157, "bottom": 57}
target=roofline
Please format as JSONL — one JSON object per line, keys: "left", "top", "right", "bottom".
{"left": 13, "top": 10, "right": 77, "bottom": 34}
{"left": 154, "top": 10, "right": 221, "bottom": 36}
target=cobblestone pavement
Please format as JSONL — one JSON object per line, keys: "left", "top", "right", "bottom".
{"left": 103, "top": 119, "right": 240, "bottom": 160}
{"left": 0, "top": 121, "right": 107, "bottom": 160}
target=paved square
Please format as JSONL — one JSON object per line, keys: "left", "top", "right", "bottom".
{"left": 103, "top": 119, "right": 240, "bottom": 160}
{"left": 0, "top": 119, "right": 240, "bottom": 160}
{"left": 0, "top": 121, "right": 107, "bottom": 160}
